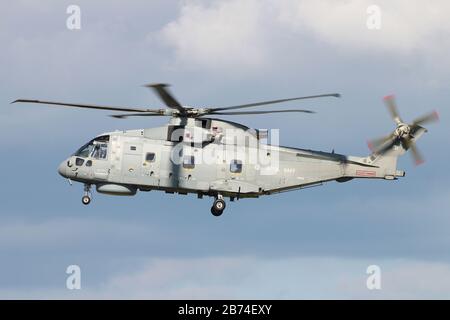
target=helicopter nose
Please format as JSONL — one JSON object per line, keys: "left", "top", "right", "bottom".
{"left": 57, "top": 161, "right": 67, "bottom": 178}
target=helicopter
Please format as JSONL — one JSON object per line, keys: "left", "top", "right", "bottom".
{"left": 12, "top": 84, "right": 438, "bottom": 216}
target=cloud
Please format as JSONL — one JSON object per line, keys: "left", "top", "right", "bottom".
{"left": 70, "top": 257, "right": 450, "bottom": 299}
{"left": 4, "top": 256, "right": 450, "bottom": 299}
{"left": 160, "top": 0, "right": 269, "bottom": 70}
{"left": 277, "top": 0, "right": 450, "bottom": 54}
{"left": 160, "top": 0, "right": 450, "bottom": 73}
{"left": 99, "top": 256, "right": 251, "bottom": 299}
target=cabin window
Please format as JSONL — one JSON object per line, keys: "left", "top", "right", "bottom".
{"left": 86, "top": 160, "right": 92, "bottom": 167}
{"left": 92, "top": 143, "right": 108, "bottom": 159}
{"left": 145, "top": 152, "right": 156, "bottom": 162}
{"left": 183, "top": 155, "right": 195, "bottom": 169}
{"left": 130, "top": 146, "right": 136, "bottom": 151}
{"left": 230, "top": 160, "right": 242, "bottom": 173}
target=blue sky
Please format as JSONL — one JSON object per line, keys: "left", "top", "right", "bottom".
{"left": 1, "top": 0, "right": 450, "bottom": 299}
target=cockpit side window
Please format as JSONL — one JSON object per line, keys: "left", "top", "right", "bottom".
{"left": 73, "top": 135, "right": 110, "bottom": 159}
{"left": 74, "top": 141, "right": 94, "bottom": 158}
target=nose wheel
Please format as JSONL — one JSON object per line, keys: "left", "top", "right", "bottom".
{"left": 211, "top": 195, "right": 226, "bottom": 216}
{"left": 82, "top": 184, "right": 92, "bottom": 205}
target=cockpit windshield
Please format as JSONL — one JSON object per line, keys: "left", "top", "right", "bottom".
{"left": 74, "top": 135, "right": 110, "bottom": 159}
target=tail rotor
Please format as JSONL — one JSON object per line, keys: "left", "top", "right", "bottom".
{"left": 368, "top": 95, "right": 438, "bottom": 165}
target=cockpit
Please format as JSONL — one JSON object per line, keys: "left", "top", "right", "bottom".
{"left": 73, "top": 135, "right": 110, "bottom": 159}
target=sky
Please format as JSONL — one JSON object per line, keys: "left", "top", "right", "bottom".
{"left": 1, "top": 0, "right": 450, "bottom": 299}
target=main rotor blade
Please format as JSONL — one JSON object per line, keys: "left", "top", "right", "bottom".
{"left": 412, "top": 110, "right": 439, "bottom": 127}
{"left": 210, "top": 93, "right": 340, "bottom": 112}
{"left": 209, "top": 109, "right": 315, "bottom": 116}
{"left": 383, "top": 95, "right": 403, "bottom": 124}
{"left": 143, "top": 83, "right": 186, "bottom": 113}
{"left": 11, "top": 99, "right": 158, "bottom": 113}
{"left": 110, "top": 112, "right": 167, "bottom": 119}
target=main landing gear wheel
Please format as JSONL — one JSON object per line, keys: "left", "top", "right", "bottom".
{"left": 211, "top": 198, "right": 226, "bottom": 216}
{"left": 82, "top": 195, "right": 91, "bottom": 205}
{"left": 82, "top": 184, "right": 92, "bottom": 205}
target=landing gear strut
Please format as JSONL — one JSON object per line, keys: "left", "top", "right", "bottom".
{"left": 82, "top": 184, "right": 92, "bottom": 205}
{"left": 211, "top": 195, "right": 226, "bottom": 216}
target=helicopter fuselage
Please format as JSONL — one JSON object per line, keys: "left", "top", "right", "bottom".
{"left": 58, "top": 117, "right": 407, "bottom": 206}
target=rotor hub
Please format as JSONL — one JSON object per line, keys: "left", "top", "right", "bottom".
{"left": 394, "top": 123, "right": 410, "bottom": 138}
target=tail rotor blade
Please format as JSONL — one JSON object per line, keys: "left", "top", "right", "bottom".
{"left": 368, "top": 133, "right": 395, "bottom": 152}
{"left": 383, "top": 95, "right": 403, "bottom": 124}
{"left": 412, "top": 110, "right": 439, "bottom": 127}
{"left": 408, "top": 141, "right": 425, "bottom": 165}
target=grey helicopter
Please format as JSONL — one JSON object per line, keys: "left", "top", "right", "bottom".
{"left": 13, "top": 84, "right": 438, "bottom": 216}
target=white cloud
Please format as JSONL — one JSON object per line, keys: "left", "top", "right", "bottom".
{"left": 160, "top": 0, "right": 450, "bottom": 71}
{"left": 79, "top": 257, "right": 450, "bottom": 299}
{"left": 100, "top": 257, "right": 251, "bottom": 299}
{"left": 160, "top": 0, "right": 268, "bottom": 70}
{"left": 277, "top": 0, "right": 450, "bottom": 54}
{"left": 2, "top": 214, "right": 450, "bottom": 299}
{"left": 4, "top": 256, "right": 450, "bottom": 299}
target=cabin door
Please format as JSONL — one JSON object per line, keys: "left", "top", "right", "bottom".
{"left": 122, "top": 141, "right": 143, "bottom": 184}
